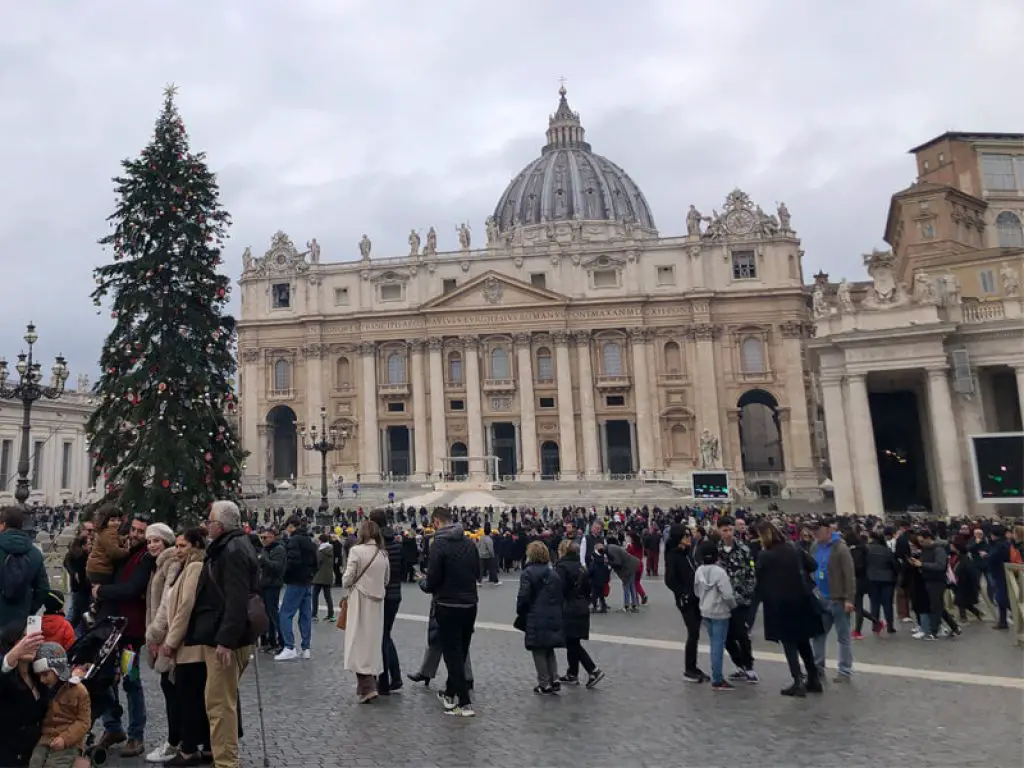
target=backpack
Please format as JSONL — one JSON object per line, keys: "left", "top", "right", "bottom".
{"left": 0, "top": 552, "right": 33, "bottom": 602}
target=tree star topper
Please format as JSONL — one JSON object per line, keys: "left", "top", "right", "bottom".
{"left": 163, "top": 82, "right": 179, "bottom": 98}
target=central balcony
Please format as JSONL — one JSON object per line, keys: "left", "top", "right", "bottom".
{"left": 595, "top": 374, "right": 631, "bottom": 392}
{"left": 483, "top": 378, "right": 517, "bottom": 394}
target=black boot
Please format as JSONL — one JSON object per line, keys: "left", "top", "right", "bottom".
{"left": 781, "top": 679, "right": 807, "bottom": 697}
{"left": 805, "top": 672, "right": 823, "bottom": 694}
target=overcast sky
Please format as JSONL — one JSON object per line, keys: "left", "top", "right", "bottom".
{"left": 0, "top": 0, "right": 1020, "bottom": 382}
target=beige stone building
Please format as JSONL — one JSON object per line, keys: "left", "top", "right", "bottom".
{"left": 810, "top": 132, "right": 1024, "bottom": 518}
{"left": 236, "top": 87, "right": 819, "bottom": 499}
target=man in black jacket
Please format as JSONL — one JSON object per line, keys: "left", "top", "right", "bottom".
{"left": 422, "top": 507, "right": 479, "bottom": 717}
{"left": 275, "top": 515, "right": 318, "bottom": 660}
{"left": 188, "top": 500, "right": 259, "bottom": 768}
{"left": 258, "top": 527, "right": 286, "bottom": 653}
{"left": 370, "top": 510, "right": 403, "bottom": 694}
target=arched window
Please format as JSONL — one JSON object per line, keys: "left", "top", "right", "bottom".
{"left": 336, "top": 357, "right": 351, "bottom": 388}
{"left": 273, "top": 359, "right": 290, "bottom": 391}
{"left": 663, "top": 341, "right": 682, "bottom": 374}
{"left": 740, "top": 337, "right": 766, "bottom": 374}
{"left": 447, "top": 352, "right": 462, "bottom": 384}
{"left": 602, "top": 342, "right": 623, "bottom": 376}
{"left": 491, "top": 347, "right": 510, "bottom": 379}
{"left": 535, "top": 347, "right": 553, "bottom": 382}
{"left": 996, "top": 211, "right": 1024, "bottom": 248}
{"left": 387, "top": 352, "right": 406, "bottom": 384}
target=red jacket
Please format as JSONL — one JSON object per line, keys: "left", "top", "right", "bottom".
{"left": 42, "top": 614, "right": 76, "bottom": 650}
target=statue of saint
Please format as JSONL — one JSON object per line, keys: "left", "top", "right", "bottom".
{"left": 912, "top": 272, "right": 938, "bottom": 305}
{"left": 812, "top": 283, "right": 831, "bottom": 319}
{"left": 457, "top": 223, "right": 471, "bottom": 250}
{"left": 777, "top": 201, "right": 791, "bottom": 231}
{"left": 241, "top": 246, "right": 253, "bottom": 272}
{"left": 358, "top": 234, "right": 372, "bottom": 260}
{"left": 485, "top": 216, "right": 499, "bottom": 246}
{"left": 408, "top": 229, "right": 421, "bottom": 256}
{"left": 699, "top": 429, "right": 720, "bottom": 469}
{"left": 1001, "top": 262, "right": 1021, "bottom": 297}
{"left": 424, "top": 226, "right": 437, "bottom": 256}
{"left": 686, "top": 205, "right": 703, "bottom": 237}
{"left": 837, "top": 279, "right": 854, "bottom": 313}
{"left": 306, "top": 238, "right": 320, "bottom": 264}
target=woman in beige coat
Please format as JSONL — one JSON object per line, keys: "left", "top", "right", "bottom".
{"left": 342, "top": 520, "right": 390, "bottom": 703}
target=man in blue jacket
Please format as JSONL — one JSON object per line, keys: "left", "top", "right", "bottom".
{"left": 0, "top": 506, "right": 49, "bottom": 629}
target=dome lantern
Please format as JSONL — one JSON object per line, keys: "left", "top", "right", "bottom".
{"left": 544, "top": 85, "right": 590, "bottom": 154}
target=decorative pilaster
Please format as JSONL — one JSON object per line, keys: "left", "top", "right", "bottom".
{"left": 462, "top": 335, "right": 485, "bottom": 477}
{"left": 514, "top": 332, "right": 539, "bottom": 476}
{"left": 410, "top": 339, "right": 428, "bottom": 480}
{"left": 427, "top": 338, "right": 446, "bottom": 476}
{"left": 573, "top": 330, "right": 600, "bottom": 476}
{"left": 629, "top": 327, "right": 655, "bottom": 471}
{"left": 359, "top": 341, "right": 380, "bottom": 481}
{"left": 687, "top": 323, "right": 723, "bottom": 453}
{"left": 240, "top": 348, "right": 261, "bottom": 485}
{"left": 553, "top": 330, "right": 578, "bottom": 475}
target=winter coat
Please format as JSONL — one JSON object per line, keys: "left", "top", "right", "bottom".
{"left": 38, "top": 680, "right": 91, "bottom": 750}
{"left": 313, "top": 543, "right": 334, "bottom": 586}
{"left": 477, "top": 534, "right": 496, "bottom": 560}
{"left": 810, "top": 535, "right": 856, "bottom": 602}
{"left": 147, "top": 549, "right": 205, "bottom": 669}
{"left": 516, "top": 563, "right": 565, "bottom": 650}
{"left": 85, "top": 526, "right": 130, "bottom": 577}
{"left": 694, "top": 563, "right": 736, "bottom": 620}
{"left": 95, "top": 544, "right": 154, "bottom": 644}
{"left": 605, "top": 543, "right": 641, "bottom": 583}
{"left": 186, "top": 528, "right": 259, "bottom": 649}
{"left": 146, "top": 547, "right": 182, "bottom": 631}
{"left": 866, "top": 542, "right": 899, "bottom": 584}
{"left": 258, "top": 540, "right": 286, "bottom": 589}
{"left": 717, "top": 540, "right": 756, "bottom": 606}
{"left": 0, "top": 527, "right": 49, "bottom": 628}
{"left": 342, "top": 543, "right": 389, "bottom": 675}
{"left": 0, "top": 658, "right": 48, "bottom": 767}
{"left": 554, "top": 553, "right": 591, "bottom": 640}
{"left": 380, "top": 527, "right": 404, "bottom": 603}
{"left": 424, "top": 525, "right": 480, "bottom": 608}
{"left": 664, "top": 545, "right": 698, "bottom": 612}
{"left": 63, "top": 543, "right": 90, "bottom": 599}
{"left": 161, "top": 559, "right": 205, "bottom": 666}
{"left": 283, "top": 529, "right": 318, "bottom": 585}
{"left": 755, "top": 542, "right": 824, "bottom": 643}
{"left": 919, "top": 542, "right": 949, "bottom": 584}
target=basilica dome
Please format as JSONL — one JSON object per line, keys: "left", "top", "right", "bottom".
{"left": 492, "top": 87, "right": 657, "bottom": 234}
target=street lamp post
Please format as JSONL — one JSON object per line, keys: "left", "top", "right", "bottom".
{"left": 300, "top": 405, "right": 346, "bottom": 519}
{"left": 0, "top": 323, "right": 69, "bottom": 506}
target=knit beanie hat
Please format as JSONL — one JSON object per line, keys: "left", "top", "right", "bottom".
{"left": 43, "top": 589, "right": 65, "bottom": 615}
{"left": 32, "top": 641, "right": 72, "bottom": 682}
{"left": 145, "top": 523, "right": 176, "bottom": 547}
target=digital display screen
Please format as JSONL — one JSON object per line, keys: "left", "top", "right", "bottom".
{"left": 692, "top": 471, "right": 729, "bottom": 500}
{"left": 972, "top": 434, "right": 1023, "bottom": 502}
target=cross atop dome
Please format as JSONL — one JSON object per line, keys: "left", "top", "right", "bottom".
{"left": 545, "top": 81, "right": 589, "bottom": 153}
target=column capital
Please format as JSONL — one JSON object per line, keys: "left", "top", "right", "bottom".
{"left": 551, "top": 330, "right": 570, "bottom": 346}
{"left": 461, "top": 335, "right": 480, "bottom": 350}
{"left": 846, "top": 372, "right": 867, "bottom": 384}
{"left": 240, "top": 347, "right": 261, "bottom": 364}
{"left": 408, "top": 338, "right": 426, "bottom": 353}
{"left": 513, "top": 332, "right": 532, "bottom": 346}
{"left": 925, "top": 366, "right": 950, "bottom": 379}
{"left": 571, "top": 329, "right": 591, "bottom": 345}
{"left": 627, "top": 326, "right": 652, "bottom": 343}
{"left": 427, "top": 337, "right": 444, "bottom": 352}
{"left": 686, "top": 323, "right": 720, "bottom": 341}
{"left": 357, "top": 341, "right": 376, "bottom": 356}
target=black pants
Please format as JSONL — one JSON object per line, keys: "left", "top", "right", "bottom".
{"left": 485, "top": 557, "right": 500, "bottom": 583}
{"left": 312, "top": 584, "right": 334, "bottom": 619}
{"left": 853, "top": 580, "right": 870, "bottom": 633}
{"left": 175, "top": 663, "right": 211, "bottom": 754}
{"left": 926, "top": 583, "right": 958, "bottom": 636}
{"left": 782, "top": 638, "right": 817, "bottom": 683}
{"left": 724, "top": 606, "right": 754, "bottom": 670}
{"left": 333, "top": 562, "right": 343, "bottom": 587}
{"left": 379, "top": 599, "right": 402, "bottom": 692}
{"left": 260, "top": 585, "right": 281, "bottom": 648}
{"left": 565, "top": 637, "right": 595, "bottom": 677}
{"left": 435, "top": 604, "right": 476, "bottom": 707}
{"left": 159, "top": 672, "right": 180, "bottom": 747}
{"left": 677, "top": 600, "right": 703, "bottom": 674}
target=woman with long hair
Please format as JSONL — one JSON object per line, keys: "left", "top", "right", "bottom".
{"left": 754, "top": 521, "right": 823, "bottom": 697}
{"left": 342, "top": 520, "right": 390, "bottom": 703}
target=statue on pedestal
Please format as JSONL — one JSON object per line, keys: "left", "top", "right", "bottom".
{"left": 686, "top": 205, "right": 703, "bottom": 237}
{"left": 699, "top": 429, "right": 720, "bottom": 469}
{"left": 837, "top": 279, "right": 854, "bottom": 314}
{"left": 358, "top": 234, "right": 372, "bottom": 260}
{"left": 408, "top": 229, "right": 421, "bottom": 256}
{"left": 1001, "top": 262, "right": 1021, "bottom": 297}
{"left": 424, "top": 226, "right": 437, "bottom": 256}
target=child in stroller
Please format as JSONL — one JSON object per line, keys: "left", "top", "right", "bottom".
{"left": 66, "top": 616, "right": 127, "bottom": 766}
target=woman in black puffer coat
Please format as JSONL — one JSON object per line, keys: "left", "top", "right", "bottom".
{"left": 515, "top": 541, "right": 565, "bottom": 694}
{"left": 554, "top": 541, "right": 605, "bottom": 689}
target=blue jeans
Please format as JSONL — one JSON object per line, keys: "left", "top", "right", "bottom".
{"left": 868, "top": 582, "right": 895, "bottom": 628}
{"left": 703, "top": 618, "right": 729, "bottom": 684}
{"left": 102, "top": 671, "right": 146, "bottom": 741}
{"left": 621, "top": 580, "right": 638, "bottom": 607}
{"left": 812, "top": 598, "right": 853, "bottom": 678}
{"left": 279, "top": 584, "right": 312, "bottom": 651}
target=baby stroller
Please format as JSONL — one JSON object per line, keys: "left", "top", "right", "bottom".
{"left": 67, "top": 615, "right": 128, "bottom": 766}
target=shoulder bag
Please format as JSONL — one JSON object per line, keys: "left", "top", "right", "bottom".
{"left": 336, "top": 547, "right": 381, "bottom": 631}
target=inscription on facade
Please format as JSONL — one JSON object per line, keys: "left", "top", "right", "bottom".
{"left": 568, "top": 306, "right": 642, "bottom": 320}
{"left": 361, "top": 318, "right": 427, "bottom": 332}
{"left": 427, "top": 310, "right": 562, "bottom": 327}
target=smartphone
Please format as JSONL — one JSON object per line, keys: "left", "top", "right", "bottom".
{"left": 25, "top": 615, "right": 42, "bottom": 635}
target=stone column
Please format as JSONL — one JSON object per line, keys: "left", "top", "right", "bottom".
{"left": 573, "top": 331, "right": 600, "bottom": 477}
{"left": 629, "top": 328, "right": 655, "bottom": 471}
{"left": 845, "top": 373, "right": 883, "bottom": 515}
{"left": 926, "top": 367, "right": 969, "bottom": 519}
{"left": 1015, "top": 364, "right": 1024, "bottom": 428}
{"left": 241, "top": 349, "right": 261, "bottom": 487}
{"left": 779, "top": 324, "right": 815, "bottom": 471}
{"left": 513, "top": 422, "right": 522, "bottom": 474}
{"left": 691, "top": 323, "right": 723, "bottom": 458}
{"left": 427, "top": 338, "right": 446, "bottom": 477}
{"left": 462, "top": 336, "right": 485, "bottom": 478}
{"left": 553, "top": 331, "right": 579, "bottom": 476}
{"left": 725, "top": 408, "right": 743, "bottom": 475}
{"left": 599, "top": 422, "right": 609, "bottom": 475}
{"left": 514, "top": 332, "right": 539, "bottom": 476}
{"left": 303, "top": 343, "right": 324, "bottom": 427}
{"left": 359, "top": 341, "right": 380, "bottom": 482}
{"left": 410, "top": 340, "right": 428, "bottom": 480}
{"left": 256, "top": 423, "right": 269, "bottom": 486}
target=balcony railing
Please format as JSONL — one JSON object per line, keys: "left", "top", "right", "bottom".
{"left": 595, "top": 374, "right": 632, "bottom": 391}
{"left": 483, "top": 378, "right": 516, "bottom": 393}
{"left": 963, "top": 302, "right": 1005, "bottom": 323}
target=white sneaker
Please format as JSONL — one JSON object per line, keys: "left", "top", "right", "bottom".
{"left": 911, "top": 630, "right": 925, "bottom": 639}
{"left": 274, "top": 647, "right": 298, "bottom": 661}
{"left": 301, "top": 649, "right": 312, "bottom": 660}
{"left": 145, "top": 742, "right": 178, "bottom": 763}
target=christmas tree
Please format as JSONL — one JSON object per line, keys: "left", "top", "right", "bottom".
{"left": 88, "top": 85, "right": 245, "bottom": 527}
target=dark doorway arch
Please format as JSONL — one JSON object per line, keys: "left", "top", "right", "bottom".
{"left": 540, "top": 441, "right": 561, "bottom": 479}
{"left": 450, "top": 441, "right": 468, "bottom": 479}
{"left": 267, "top": 405, "right": 298, "bottom": 480}
{"left": 737, "top": 389, "right": 784, "bottom": 474}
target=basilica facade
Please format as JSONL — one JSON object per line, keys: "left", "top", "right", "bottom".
{"left": 236, "top": 87, "right": 820, "bottom": 499}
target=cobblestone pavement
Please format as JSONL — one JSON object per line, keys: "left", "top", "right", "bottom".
{"left": 98, "top": 580, "right": 1021, "bottom": 768}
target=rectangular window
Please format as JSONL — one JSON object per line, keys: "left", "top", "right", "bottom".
{"left": 0, "top": 439, "right": 11, "bottom": 491}
{"left": 593, "top": 269, "right": 618, "bottom": 288}
{"left": 981, "top": 154, "right": 1016, "bottom": 190}
{"left": 656, "top": 266, "right": 675, "bottom": 286}
{"left": 606, "top": 395, "right": 625, "bottom": 407}
{"left": 272, "top": 283, "right": 291, "bottom": 308}
{"left": 731, "top": 250, "right": 757, "bottom": 280}
{"left": 449, "top": 399, "right": 465, "bottom": 412}
{"left": 442, "top": 278, "right": 458, "bottom": 294}
{"left": 530, "top": 273, "right": 547, "bottom": 289}
{"left": 386, "top": 402, "right": 405, "bottom": 413}
{"left": 538, "top": 396, "right": 556, "bottom": 409}
{"left": 31, "top": 440, "right": 44, "bottom": 490}
{"left": 334, "top": 287, "right": 349, "bottom": 305}
{"left": 61, "top": 442, "right": 73, "bottom": 489}
{"left": 379, "top": 283, "right": 403, "bottom": 302}
{"left": 979, "top": 269, "right": 996, "bottom": 294}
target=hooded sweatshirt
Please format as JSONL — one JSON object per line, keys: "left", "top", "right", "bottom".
{"left": 0, "top": 527, "right": 49, "bottom": 627}
{"left": 694, "top": 562, "right": 737, "bottom": 620}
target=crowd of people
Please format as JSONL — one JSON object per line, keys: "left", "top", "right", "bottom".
{"left": 0, "top": 497, "right": 1020, "bottom": 766}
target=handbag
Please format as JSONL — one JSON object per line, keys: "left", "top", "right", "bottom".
{"left": 336, "top": 548, "right": 381, "bottom": 631}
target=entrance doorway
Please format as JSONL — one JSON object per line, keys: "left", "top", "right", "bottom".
{"left": 540, "top": 441, "right": 560, "bottom": 479}
{"left": 605, "top": 420, "right": 633, "bottom": 475}
{"left": 386, "top": 426, "right": 411, "bottom": 478}
{"left": 870, "top": 389, "right": 931, "bottom": 512}
{"left": 737, "top": 389, "right": 784, "bottom": 472}
{"left": 267, "top": 405, "right": 297, "bottom": 480}
{"left": 490, "top": 422, "right": 517, "bottom": 480}
{"left": 449, "top": 442, "right": 468, "bottom": 479}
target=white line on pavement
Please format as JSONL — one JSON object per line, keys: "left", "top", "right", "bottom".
{"left": 395, "top": 612, "right": 1024, "bottom": 691}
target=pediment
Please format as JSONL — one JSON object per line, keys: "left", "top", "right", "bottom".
{"left": 419, "top": 271, "right": 569, "bottom": 311}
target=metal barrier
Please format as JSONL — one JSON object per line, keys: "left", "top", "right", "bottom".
{"left": 1005, "top": 563, "right": 1024, "bottom": 647}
